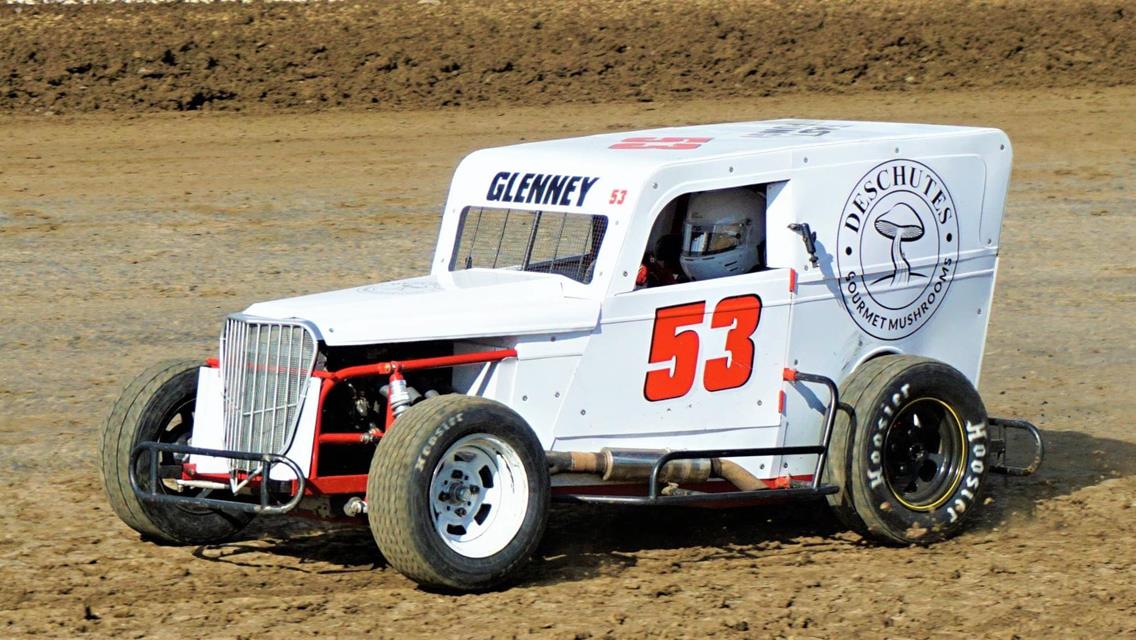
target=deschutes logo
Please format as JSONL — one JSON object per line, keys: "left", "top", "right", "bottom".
{"left": 836, "top": 160, "right": 960, "bottom": 340}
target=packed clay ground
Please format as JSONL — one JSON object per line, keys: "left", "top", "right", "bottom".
{"left": 0, "top": 1, "right": 1133, "bottom": 113}
{"left": 2, "top": 1, "right": 1136, "bottom": 639}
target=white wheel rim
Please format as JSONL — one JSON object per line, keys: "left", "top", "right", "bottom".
{"left": 428, "top": 434, "right": 529, "bottom": 558}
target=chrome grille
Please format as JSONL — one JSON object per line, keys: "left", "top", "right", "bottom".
{"left": 220, "top": 315, "right": 317, "bottom": 476}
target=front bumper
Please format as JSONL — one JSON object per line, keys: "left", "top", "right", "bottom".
{"left": 130, "top": 442, "right": 306, "bottom": 515}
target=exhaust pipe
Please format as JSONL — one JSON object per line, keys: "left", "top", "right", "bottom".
{"left": 710, "top": 458, "right": 763, "bottom": 491}
{"left": 547, "top": 449, "right": 711, "bottom": 483}
{"left": 548, "top": 448, "right": 763, "bottom": 489}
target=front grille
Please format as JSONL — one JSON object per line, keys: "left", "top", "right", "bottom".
{"left": 220, "top": 315, "right": 317, "bottom": 475}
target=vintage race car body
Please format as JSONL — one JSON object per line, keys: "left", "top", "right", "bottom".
{"left": 107, "top": 117, "right": 1045, "bottom": 591}
{"left": 184, "top": 118, "right": 1011, "bottom": 489}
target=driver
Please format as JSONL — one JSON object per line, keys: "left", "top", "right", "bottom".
{"left": 679, "top": 187, "right": 766, "bottom": 281}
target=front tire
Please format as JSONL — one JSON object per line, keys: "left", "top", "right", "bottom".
{"left": 825, "top": 356, "right": 991, "bottom": 544}
{"left": 99, "top": 359, "right": 254, "bottom": 545}
{"left": 367, "top": 394, "right": 549, "bottom": 591}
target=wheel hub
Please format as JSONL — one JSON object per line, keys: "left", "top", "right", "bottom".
{"left": 908, "top": 442, "right": 927, "bottom": 463}
{"left": 439, "top": 481, "right": 476, "bottom": 505}
{"left": 882, "top": 397, "right": 966, "bottom": 511}
{"left": 428, "top": 434, "right": 530, "bottom": 559}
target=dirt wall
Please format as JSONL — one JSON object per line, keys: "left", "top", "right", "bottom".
{"left": 1, "top": 0, "right": 1133, "bottom": 113}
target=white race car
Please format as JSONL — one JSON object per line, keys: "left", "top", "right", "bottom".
{"left": 100, "top": 119, "right": 1043, "bottom": 591}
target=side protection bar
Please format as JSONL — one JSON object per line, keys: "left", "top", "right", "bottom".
{"left": 562, "top": 368, "right": 840, "bottom": 506}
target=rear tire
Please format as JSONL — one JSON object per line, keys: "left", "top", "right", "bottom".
{"left": 99, "top": 359, "right": 253, "bottom": 545}
{"left": 367, "top": 394, "right": 549, "bottom": 591}
{"left": 824, "top": 355, "right": 991, "bottom": 544}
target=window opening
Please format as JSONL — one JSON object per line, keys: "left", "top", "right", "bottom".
{"left": 636, "top": 185, "right": 769, "bottom": 288}
{"left": 452, "top": 207, "right": 608, "bottom": 284}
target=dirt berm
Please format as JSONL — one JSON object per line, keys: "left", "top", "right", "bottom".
{"left": 1, "top": 0, "right": 1133, "bottom": 113}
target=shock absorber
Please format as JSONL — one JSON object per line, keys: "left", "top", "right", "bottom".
{"left": 387, "top": 368, "right": 412, "bottom": 418}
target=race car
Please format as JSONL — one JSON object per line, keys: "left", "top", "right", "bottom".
{"left": 100, "top": 118, "right": 1043, "bottom": 591}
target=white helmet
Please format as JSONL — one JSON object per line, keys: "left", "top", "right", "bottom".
{"left": 680, "top": 188, "right": 765, "bottom": 281}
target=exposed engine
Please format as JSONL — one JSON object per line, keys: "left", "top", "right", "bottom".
{"left": 315, "top": 341, "right": 452, "bottom": 475}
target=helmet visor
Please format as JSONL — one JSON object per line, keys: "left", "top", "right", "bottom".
{"left": 682, "top": 222, "right": 744, "bottom": 257}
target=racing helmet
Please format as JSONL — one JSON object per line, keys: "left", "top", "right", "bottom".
{"left": 679, "top": 188, "right": 766, "bottom": 281}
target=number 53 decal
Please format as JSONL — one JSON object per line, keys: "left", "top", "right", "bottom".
{"left": 609, "top": 136, "right": 712, "bottom": 150}
{"left": 644, "top": 295, "right": 762, "bottom": 401}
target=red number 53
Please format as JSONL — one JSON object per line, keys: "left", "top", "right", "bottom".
{"left": 643, "top": 295, "right": 762, "bottom": 401}
{"left": 610, "top": 136, "right": 712, "bottom": 150}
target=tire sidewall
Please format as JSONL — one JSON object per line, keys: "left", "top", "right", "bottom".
{"left": 397, "top": 400, "right": 548, "bottom": 588}
{"left": 132, "top": 365, "right": 252, "bottom": 542}
{"left": 853, "top": 361, "right": 991, "bottom": 543}
{"left": 134, "top": 366, "right": 197, "bottom": 449}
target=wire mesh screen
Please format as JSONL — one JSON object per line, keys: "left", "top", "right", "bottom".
{"left": 452, "top": 207, "right": 608, "bottom": 284}
{"left": 220, "top": 317, "right": 316, "bottom": 475}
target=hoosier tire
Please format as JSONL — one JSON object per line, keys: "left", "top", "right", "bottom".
{"left": 367, "top": 394, "right": 549, "bottom": 592}
{"left": 99, "top": 359, "right": 253, "bottom": 545}
{"left": 824, "top": 355, "right": 991, "bottom": 544}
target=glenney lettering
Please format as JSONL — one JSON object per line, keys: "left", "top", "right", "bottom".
{"left": 486, "top": 171, "right": 600, "bottom": 207}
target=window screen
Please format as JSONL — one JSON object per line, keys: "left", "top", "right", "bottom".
{"left": 451, "top": 207, "right": 608, "bottom": 284}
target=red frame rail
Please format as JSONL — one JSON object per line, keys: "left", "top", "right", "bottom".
{"left": 202, "top": 348, "right": 518, "bottom": 497}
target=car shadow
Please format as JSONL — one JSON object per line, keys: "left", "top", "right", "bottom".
{"left": 970, "top": 428, "right": 1136, "bottom": 528}
{"left": 523, "top": 428, "right": 1136, "bottom": 586}
{"left": 519, "top": 498, "right": 854, "bottom": 587}
{"left": 192, "top": 519, "right": 382, "bottom": 574}
{"left": 188, "top": 428, "right": 1136, "bottom": 588}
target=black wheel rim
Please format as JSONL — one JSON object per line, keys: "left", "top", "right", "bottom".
{"left": 882, "top": 397, "right": 966, "bottom": 511}
{"left": 153, "top": 398, "right": 216, "bottom": 515}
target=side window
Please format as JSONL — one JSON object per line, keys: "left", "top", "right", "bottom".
{"left": 636, "top": 185, "right": 768, "bottom": 289}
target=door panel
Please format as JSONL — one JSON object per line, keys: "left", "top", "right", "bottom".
{"left": 555, "top": 269, "right": 792, "bottom": 437}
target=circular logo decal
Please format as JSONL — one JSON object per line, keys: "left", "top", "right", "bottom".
{"left": 836, "top": 160, "right": 959, "bottom": 340}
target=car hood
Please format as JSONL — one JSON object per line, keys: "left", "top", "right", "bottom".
{"left": 242, "top": 269, "right": 600, "bottom": 346}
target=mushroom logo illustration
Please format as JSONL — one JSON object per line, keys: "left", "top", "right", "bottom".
{"left": 872, "top": 203, "right": 925, "bottom": 286}
{"left": 837, "top": 159, "right": 960, "bottom": 341}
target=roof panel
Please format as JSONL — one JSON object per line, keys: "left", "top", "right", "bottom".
{"left": 477, "top": 119, "right": 990, "bottom": 170}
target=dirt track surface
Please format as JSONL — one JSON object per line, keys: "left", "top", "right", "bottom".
{"left": 3, "top": 0, "right": 1136, "bottom": 636}
{"left": 1, "top": 84, "right": 1134, "bottom": 637}
{"left": 1, "top": 0, "right": 1134, "bottom": 113}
